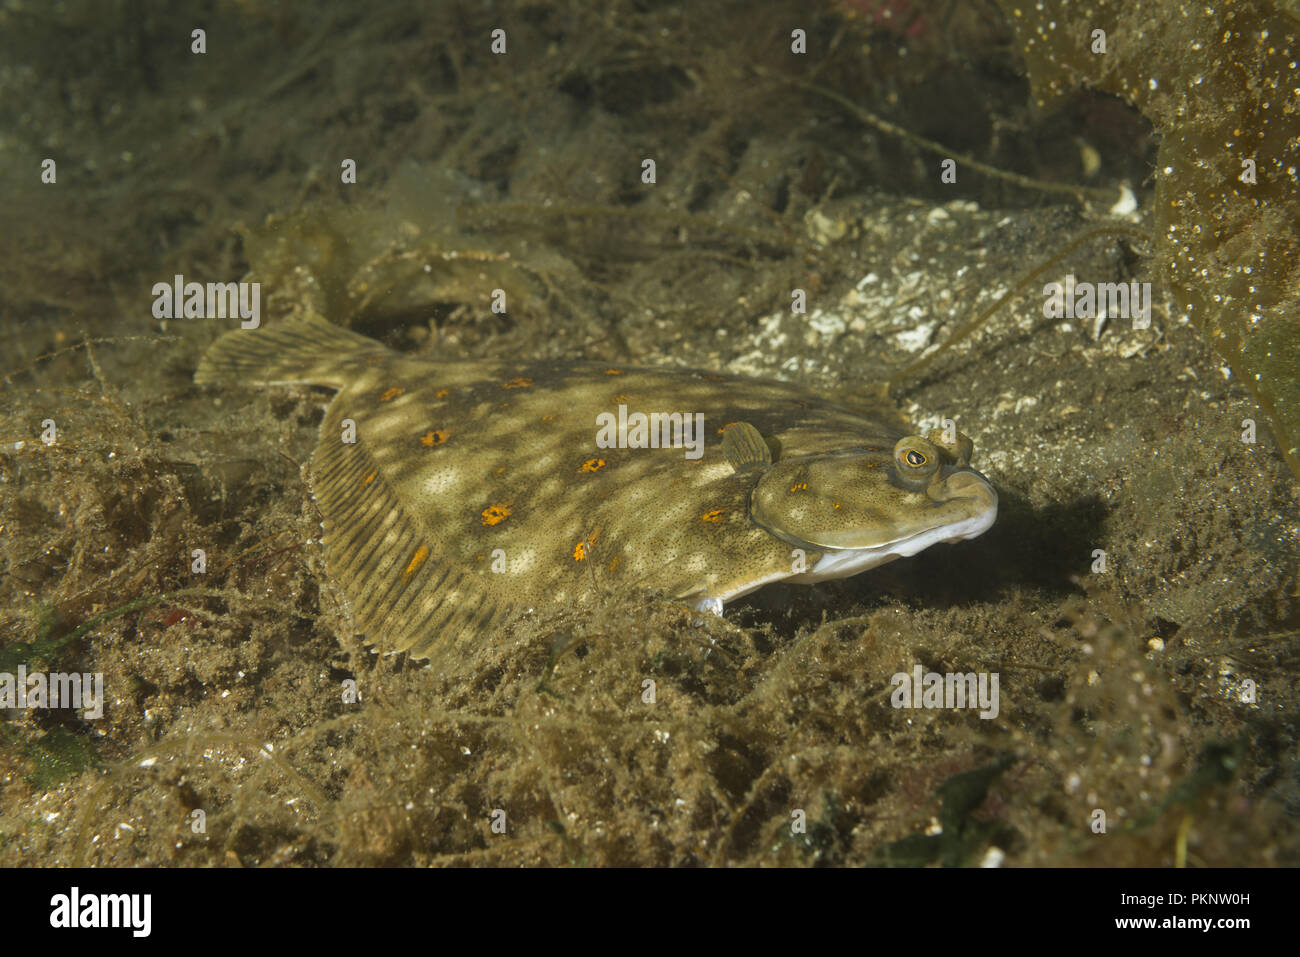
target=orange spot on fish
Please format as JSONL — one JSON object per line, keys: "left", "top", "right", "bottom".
{"left": 380, "top": 387, "right": 403, "bottom": 402}
{"left": 481, "top": 504, "right": 512, "bottom": 526}
{"left": 580, "top": 458, "right": 605, "bottom": 473}
{"left": 573, "top": 531, "right": 599, "bottom": 561}
{"left": 403, "top": 544, "right": 430, "bottom": 580}
{"left": 502, "top": 377, "right": 533, "bottom": 389}
{"left": 541, "top": 413, "right": 558, "bottom": 423}
{"left": 420, "top": 429, "right": 450, "bottom": 447}
{"left": 790, "top": 482, "right": 808, "bottom": 492}
{"left": 435, "top": 388, "right": 451, "bottom": 398}
{"left": 361, "top": 469, "right": 379, "bottom": 488}
{"left": 612, "top": 394, "right": 630, "bottom": 403}
{"left": 607, "top": 556, "right": 622, "bottom": 573}
{"left": 701, "top": 509, "right": 725, "bottom": 523}
{"left": 604, "top": 369, "right": 622, "bottom": 375}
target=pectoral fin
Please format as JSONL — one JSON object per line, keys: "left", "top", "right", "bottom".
{"left": 721, "top": 421, "right": 772, "bottom": 473}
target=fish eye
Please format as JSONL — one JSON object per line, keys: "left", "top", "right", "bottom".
{"left": 893, "top": 436, "right": 940, "bottom": 489}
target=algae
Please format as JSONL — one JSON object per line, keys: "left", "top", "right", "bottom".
{"left": 995, "top": 0, "right": 1300, "bottom": 478}
{"left": 875, "top": 752, "right": 1018, "bottom": 867}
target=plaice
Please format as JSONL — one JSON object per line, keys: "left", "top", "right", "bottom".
{"left": 195, "top": 314, "right": 997, "bottom": 665}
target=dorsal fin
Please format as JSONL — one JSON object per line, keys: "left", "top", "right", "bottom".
{"left": 721, "top": 421, "right": 772, "bottom": 473}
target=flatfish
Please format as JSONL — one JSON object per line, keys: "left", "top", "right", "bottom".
{"left": 195, "top": 314, "right": 997, "bottom": 668}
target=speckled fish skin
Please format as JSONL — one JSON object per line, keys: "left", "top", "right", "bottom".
{"left": 195, "top": 314, "right": 997, "bottom": 664}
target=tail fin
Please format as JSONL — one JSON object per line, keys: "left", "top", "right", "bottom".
{"left": 194, "top": 313, "right": 393, "bottom": 389}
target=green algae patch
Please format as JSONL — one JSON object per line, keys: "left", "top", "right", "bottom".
{"left": 17, "top": 726, "right": 100, "bottom": 791}
{"left": 996, "top": 0, "right": 1300, "bottom": 479}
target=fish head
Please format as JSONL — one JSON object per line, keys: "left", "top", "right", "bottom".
{"left": 750, "top": 432, "right": 998, "bottom": 582}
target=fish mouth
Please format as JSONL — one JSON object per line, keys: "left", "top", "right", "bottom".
{"left": 925, "top": 468, "right": 999, "bottom": 543}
